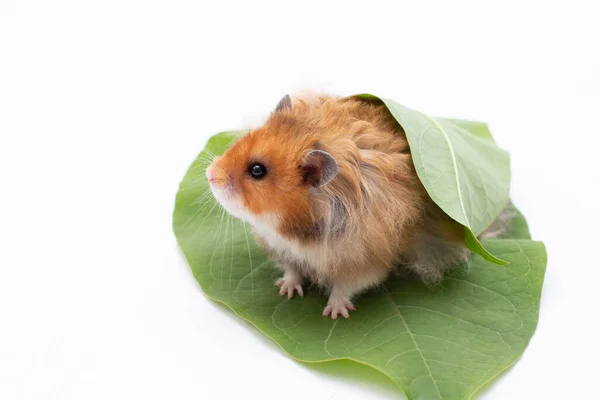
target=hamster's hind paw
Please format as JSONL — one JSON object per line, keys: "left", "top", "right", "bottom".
{"left": 275, "top": 276, "right": 304, "bottom": 299}
{"left": 323, "top": 295, "right": 355, "bottom": 319}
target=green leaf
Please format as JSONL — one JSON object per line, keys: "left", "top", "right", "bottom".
{"left": 440, "top": 118, "right": 495, "bottom": 143}
{"left": 173, "top": 132, "right": 547, "bottom": 400}
{"left": 353, "top": 94, "right": 511, "bottom": 265}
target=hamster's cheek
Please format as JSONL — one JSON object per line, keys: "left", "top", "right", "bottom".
{"left": 212, "top": 189, "right": 255, "bottom": 223}
{"left": 223, "top": 203, "right": 248, "bottom": 221}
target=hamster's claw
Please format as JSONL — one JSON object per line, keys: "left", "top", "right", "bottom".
{"left": 275, "top": 277, "right": 304, "bottom": 299}
{"left": 323, "top": 297, "right": 355, "bottom": 319}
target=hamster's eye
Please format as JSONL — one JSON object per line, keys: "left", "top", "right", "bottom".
{"left": 248, "top": 163, "right": 267, "bottom": 179}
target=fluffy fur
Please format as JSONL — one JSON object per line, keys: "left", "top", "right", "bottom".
{"left": 207, "top": 95, "right": 508, "bottom": 319}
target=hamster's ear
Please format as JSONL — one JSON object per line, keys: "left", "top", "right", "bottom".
{"left": 303, "top": 150, "right": 339, "bottom": 187}
{"left": 274, "top": 94, "right": 292, "bottom": 112}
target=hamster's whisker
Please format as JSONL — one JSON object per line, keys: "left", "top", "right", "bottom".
{"left": 209, "top": 205, "right": 226, "bottom": 244}
{"left": 185, "top": 198, "right": 220, "bottom": 234}
{"left": 194, "top": 159, "right": 212, "bottom": 168}
{"left": 188, "top": 176, "right": 210, "bottom": 186}
{"left": 179, "top": 175, "right": 210, "bottom": 191}
{"left": 207, "top": 203, "right": 225, "bottom": 232}
{"left": 210, "top": 205, "right": 227, "bottom": 287}
{"left": 219, "top": 212, "right": 232, "bottom": 290}
{"left": 207, "top": 205, "right": 227, "bottom": 280}
{"left": 198, "top": 150, "right": 216, "bottom": 160}
{"left": 229, "top": 213, "right": 235, "bottom": 290}
{"left": 204, "top": 149, "right": 217, "bottom": 159}
{"left": 234, "top": 198, "right": 255, "bottom": 295}
{"left": 197, "top": 153, "right": 216, "bottom": 165}
{"left": 181, "top": 190, "right": 219, "bottom": 239}
{"left": 188, "top": 164, "right": 211, "bottom": 177}
{"left": 195, "top": 189, "right": 216, "bottom": 206}
{"left": 187, "top": 190, "right": 213, "bottom": 208}
{"left": 241, "top": 218, "right": 254, "bottom": 295}
{"left": 191, "top": 157, "right": 208, "bottom": 166}
{"left": 190, "top": 160, "right": 211, "bottom": 171}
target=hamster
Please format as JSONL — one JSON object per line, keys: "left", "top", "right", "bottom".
{"left": 206, "top": 94, "right": 509, "bottom": 319}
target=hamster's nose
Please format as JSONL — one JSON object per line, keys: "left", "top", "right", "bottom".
{"left": 206, "top": 163, "right": 223, "bottom": 186}
{"left": 206, "top": 164, "right": 217, "bottom": 182}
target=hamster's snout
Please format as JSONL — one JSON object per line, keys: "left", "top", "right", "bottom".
{"left": 206, "top": 161, "right": 228, "bottom": 189}
{"left": 206, "top": 165, "right": 217, "bottom": 183}
{"left": 206, "top": 159, "right": 245, "bottom": 219}
{"left": 205, "top": 164, "right": 219, "bottom": 184}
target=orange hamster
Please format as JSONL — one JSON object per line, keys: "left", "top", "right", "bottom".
{"left": 206, "top": 94, "right": 509, "bottom": 319}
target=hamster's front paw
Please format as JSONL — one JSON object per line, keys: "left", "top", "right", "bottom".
{"left": 275, "top": 272, "right": 304, "bottom": 299}
{"left": 323, "top": 293, "right": 355, "bottom": 319}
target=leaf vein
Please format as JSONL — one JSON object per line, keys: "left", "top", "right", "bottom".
{"left": 324, "top": 320, "right": 339, "bottom": 357}
{"left": 384, "top": 286, "right": 443, "bottom": 400}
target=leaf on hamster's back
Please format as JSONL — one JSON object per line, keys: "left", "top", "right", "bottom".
{"left": 353, "top": 94, "right": 511, "bottom": 265}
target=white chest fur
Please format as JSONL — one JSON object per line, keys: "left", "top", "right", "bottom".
{"left": 252, "top": 219, "right": 322, "bottom": 270}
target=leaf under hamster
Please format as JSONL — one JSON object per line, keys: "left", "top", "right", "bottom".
{"left": 173, "top": 129, "right": 546, "bottom": 400}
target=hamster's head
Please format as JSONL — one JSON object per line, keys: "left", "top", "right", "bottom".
{"left": 205, "top": 95, "right": 339, "bottom": 238}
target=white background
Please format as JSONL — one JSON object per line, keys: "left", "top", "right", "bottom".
{"left": 1, "top": 1, "right": 599, "bottom": 399}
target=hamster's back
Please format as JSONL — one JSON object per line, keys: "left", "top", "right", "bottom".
{"left": 290, "top": 96, "right": 471, "bottom": 284}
